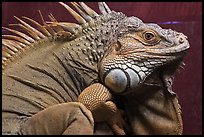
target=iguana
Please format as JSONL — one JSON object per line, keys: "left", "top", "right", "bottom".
{"left": 2, "top": 2, "right": 190, "bottom": 135}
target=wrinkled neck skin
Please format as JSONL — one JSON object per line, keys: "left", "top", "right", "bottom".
{"left": 113, "top": 59, "right": 184, "bottom": 135}
{"left": 93, "top": 52, "right": 184, "bottom": 134}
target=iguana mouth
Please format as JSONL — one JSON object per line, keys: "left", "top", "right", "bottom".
{"left": 154, "top": 42, "right": 190, "bottom": 55}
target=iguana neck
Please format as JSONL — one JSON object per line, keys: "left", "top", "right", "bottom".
{"left": 55, "top": 40, "right": 101, "bottom": 90}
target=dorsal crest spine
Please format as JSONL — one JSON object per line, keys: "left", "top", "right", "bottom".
{"left": 2, "top": 2, "right": 114, "bottom": 70}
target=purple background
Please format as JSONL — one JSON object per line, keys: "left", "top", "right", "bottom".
{"left": 2, "top": 2, "right": 202, "bottom": 135}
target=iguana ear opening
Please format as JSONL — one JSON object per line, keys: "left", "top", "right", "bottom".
{"left": 115, "top": 41, "right": 122, "bottom": 52}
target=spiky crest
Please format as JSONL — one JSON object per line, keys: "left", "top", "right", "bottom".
{"left": 2, "top": 2, "right": 112, "bottom": 70}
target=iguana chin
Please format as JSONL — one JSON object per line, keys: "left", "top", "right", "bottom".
{"left": 2, "top": 2, "right": 190, "bottom": 135}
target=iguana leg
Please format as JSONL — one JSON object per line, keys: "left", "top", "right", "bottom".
{"left": 103, "top": 101, "right": 126, "bottom": 135}
{"left": 18, "top": 102, "right": 94, "bottom": 135}
{"left": 78, "top": 83, "right": 126, "bottom": 135}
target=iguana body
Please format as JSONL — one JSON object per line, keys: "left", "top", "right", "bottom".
{"left": 2, "top": 2, "right": 189, "bottom": 135}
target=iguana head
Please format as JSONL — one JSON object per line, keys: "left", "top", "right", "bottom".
{"left": 99, "top": 16, "right": 190, "bottom": 94}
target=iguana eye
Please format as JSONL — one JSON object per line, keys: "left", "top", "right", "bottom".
{"left": 142, "top": 30, "right": 160, "bottom": 45}
{"left": 144, "top": 32, "right": 155, "bottom": 40}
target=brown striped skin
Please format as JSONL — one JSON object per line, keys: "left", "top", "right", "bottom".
{"left": 78, "top": 83, "right": 125, "bottom": 135}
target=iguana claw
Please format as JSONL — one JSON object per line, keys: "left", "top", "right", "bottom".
{"left": 78, "top": 83, "right": 126, "bottom": 135}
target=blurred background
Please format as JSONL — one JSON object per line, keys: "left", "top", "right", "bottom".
{"left": 2, "top": 2, "right": 202, "bottom": 135}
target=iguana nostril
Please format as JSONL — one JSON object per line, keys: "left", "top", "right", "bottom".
{"left": 179, "top": 37, "right": 184, "bottom": 43}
